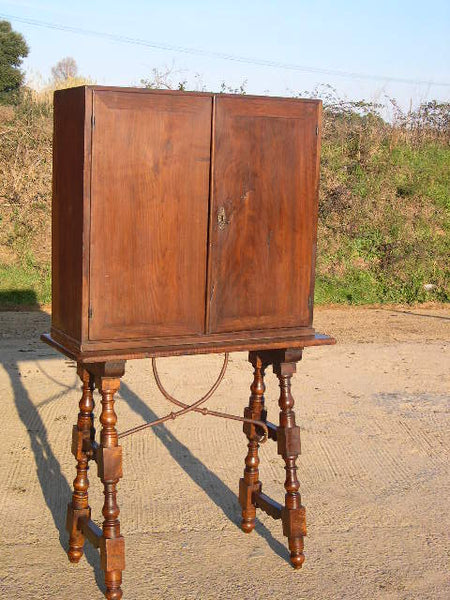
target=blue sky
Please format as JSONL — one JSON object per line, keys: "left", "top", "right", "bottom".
{"left": 1, "top": 0, "right": 449, "bottom": 108}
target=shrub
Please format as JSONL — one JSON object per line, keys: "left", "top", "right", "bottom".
{"left": 0, "top": 83, "right": 448, "bottom": 306}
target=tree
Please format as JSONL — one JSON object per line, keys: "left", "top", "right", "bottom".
{"left": 51, "top": 57, "right": 78, "bottom": 82}
{"left": 0, "top": 20, "right": 29, "bottom": 104}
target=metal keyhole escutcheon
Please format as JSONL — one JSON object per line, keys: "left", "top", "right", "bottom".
{"left": 217, "top": 206, "right": 228, "bottom": 230}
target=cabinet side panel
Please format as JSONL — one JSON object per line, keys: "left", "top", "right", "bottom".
{"left": 208, "top": 97, "right": 321, "bottom": 333}
{"left": 51, "top": 87, "right": 86, "bottom": 340}
{"left": 308, "top": 102, "right": 322, "bottom": 326}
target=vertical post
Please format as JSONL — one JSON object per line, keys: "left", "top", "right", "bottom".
{"left": 239, "top": 352, "right": 268, "bottom": 533}
{"left": 273, "top": 353, "right": 306, "bottom": 568}
{"left": 67, "top": 365, "right": 95, "bottom": 563}
{"left": 94, "top": 362, "right": 125, "bottom": 600}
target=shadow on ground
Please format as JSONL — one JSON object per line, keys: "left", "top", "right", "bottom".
{"left": 2, "top": 293, "right": 105, "bottom": 591}
{"left": 4, "top": 293, "right": 289, "bottom": 597}
{"left": 0, "top": 289, "right": 42, "bottom": 309}
{"left": 120, "top": 380, "right": 289, "bottom": 562}
{"left": 389, "top": 308, "right": 450, "bottom": 321}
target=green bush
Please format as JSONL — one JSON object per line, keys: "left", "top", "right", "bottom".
{"left": 0, "top": 85, "right": 449, "bottom": 307}
{"left": 315, "top": 90, "right": 449, "bottom": 305}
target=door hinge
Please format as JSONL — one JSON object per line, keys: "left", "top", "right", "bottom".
{"left": 91, "top": 114, "right": 96, "bottom": 128}
{"left": 308, "top": 296, "right": 313, "bottom": 309}
{"left": 88, "top": 306, "right": 93, "bottom": 319}
{"left": 315, "top": 125, "right": 319, "bottom": 135}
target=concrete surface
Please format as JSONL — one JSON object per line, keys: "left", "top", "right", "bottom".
{"left": 0, "top": 307, "right": 449, "bottom": 599}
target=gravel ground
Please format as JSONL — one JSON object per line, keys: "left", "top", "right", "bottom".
{"left": 0, "top": 306, "right": 449, "bottom": 599}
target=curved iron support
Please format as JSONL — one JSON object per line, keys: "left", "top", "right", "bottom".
{"left": 118, "top": 355, "right": 268, "bottom": 442}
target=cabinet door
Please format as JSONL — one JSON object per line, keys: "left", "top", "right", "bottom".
{"left": 207, "top": 96, "right": 320, "bottom": 334}
{"left": 89, "top": 91, "right": 212, "bottom": 341}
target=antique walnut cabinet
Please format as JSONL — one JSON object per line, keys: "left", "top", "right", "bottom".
{"left": 42, "top": 86, "right": 335, "bottom": 599}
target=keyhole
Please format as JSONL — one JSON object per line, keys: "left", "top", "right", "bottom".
{"left": 217, "top": 206, "right": 228, "bottom": 230}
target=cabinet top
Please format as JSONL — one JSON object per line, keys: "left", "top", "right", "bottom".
{"left": 54, "top": 84, "right": 322, "bottom": 105}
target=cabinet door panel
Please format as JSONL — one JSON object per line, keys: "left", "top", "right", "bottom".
{"left": 208, "top": 97, "right": 320, "bottom": 334}
{"left": 89, "top": 91, "right": 212, "bottom": 341}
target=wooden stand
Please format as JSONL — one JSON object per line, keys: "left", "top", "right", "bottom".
{"left": 61, "top": 342, "right": 331, "bottom": 599}
{"left": 240, "top": 349, "right": 306, "bottom": 568}
{"left": 44, "top": 86, "right": 336, "bottom": 597}
{"left": 66, "top": 362, "right": 126, "bottom": 599}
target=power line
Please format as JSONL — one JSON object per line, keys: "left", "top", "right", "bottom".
{"left": 2, "top": 12, "right": 450, "bottom": 87}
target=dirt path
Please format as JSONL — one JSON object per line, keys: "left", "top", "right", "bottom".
{"left": 0, "top": 307, "right": 449, "bottom": 599}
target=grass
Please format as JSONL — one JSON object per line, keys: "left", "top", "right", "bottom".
{"left": 315, "top": 94, "right": 449, "bottom": 305}
{"left": 0, "top": 259, "right": 51, "bottom": 307}
{"left": 0, "top": 84, "right": 448, "bottom": 308}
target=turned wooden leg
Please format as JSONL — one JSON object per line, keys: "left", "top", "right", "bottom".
{"left": 67, "top": 365, "right": 95, "bottom": 563}
{"left": 239, "top": 352, "right": 268, "bottom": 533}
{"left": 274, "top": 356, "right": 306, "bottom": 569}
{"left": 96, "top": 373, "right": 125, "bottom": 600}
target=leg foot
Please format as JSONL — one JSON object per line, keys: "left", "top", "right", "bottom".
{"left": 68, "top": 549, "right": 83, "bottom": 564}
{"left": 289, "top": 538, "right": 305, "bottom": 569}
{"left": 241, "top": 521, "right": 255, "bottom": 534}
{"left": 104, "top": 575, "right": 123, "bottom": 600}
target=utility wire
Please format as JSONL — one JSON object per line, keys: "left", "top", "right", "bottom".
{"left": 2, "top": 12, "right": 449, "bottom": 87}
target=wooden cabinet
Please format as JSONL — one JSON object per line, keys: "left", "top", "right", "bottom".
{"left": 47, "top": 86, "right": 325, "bottom": 361}
{"left": 42, "top": 87, "right": 336, "bottom": 598}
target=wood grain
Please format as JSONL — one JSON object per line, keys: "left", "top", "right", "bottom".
{"left": 88, "top": 90, "right": 212, "bottom": 341}
{"left": 49, "top": 87, "right": 325, "bottom": 356}
{"left": 207, "top": 96, "right": 321, "bottom": 333}
{"left": 51, "top": 86, "right": 86, "bottom": 340}
{"left": 42, "top": 331, "right": 335, "bottom": 363}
